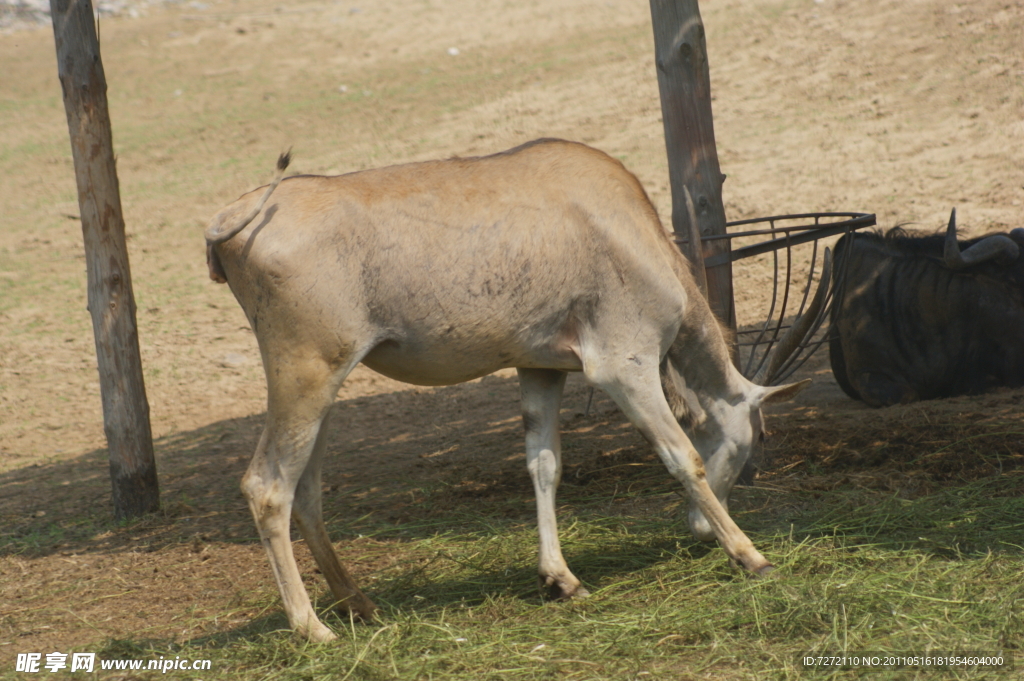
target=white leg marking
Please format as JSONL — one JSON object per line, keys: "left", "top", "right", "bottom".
{"left": 242, "top": 419, "right": 337, "bottom": 642}
{"left": 518, "top": 368, "right": 588, "bottom": 598}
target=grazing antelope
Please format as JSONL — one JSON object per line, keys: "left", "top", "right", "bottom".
{"left": 206, "top": 139, "right": 808, "bottom": 641}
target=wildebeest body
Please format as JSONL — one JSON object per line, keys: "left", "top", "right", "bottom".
{"left": 830, "top": 225, "right": 1024, "bottom": 407}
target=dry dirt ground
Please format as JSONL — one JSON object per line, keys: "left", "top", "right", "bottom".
{"left": 1, "top": 0, "right": 1023, "bottom": 660}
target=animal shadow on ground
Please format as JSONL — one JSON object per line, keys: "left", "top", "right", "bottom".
{"left": 0, "top": 373, "right": 677, "bottom": 563}
{"left": 3, "top": 371, "right": 732, "bottom": 650}
{"left": 5, "top": 373, "right": 1024, "bottom": 653}
{"left": 5, "top": 372, "right": 1023, "bottom": 565}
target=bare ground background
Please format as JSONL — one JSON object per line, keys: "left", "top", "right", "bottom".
{"left": 1, "top": 0, "right": 1023, "bottom": 661}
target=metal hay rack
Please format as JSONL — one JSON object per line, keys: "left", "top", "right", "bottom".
{"left": 674, "top": 212, "right": 876, "bottom": 386}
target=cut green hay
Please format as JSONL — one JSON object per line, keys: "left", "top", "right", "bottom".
{"left": 4, "top": 391, "right": 1022, "bottom": 679}
{"left": 735, "top": 474, "right": 1024, "bottom": 557}
{"left": 48, "top": 473, "right": 1019, "bottom": 681}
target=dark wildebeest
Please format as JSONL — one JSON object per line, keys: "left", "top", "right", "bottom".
{"left": 830, "top": 209, "right": 1024, "bottom": 407}
{"left": 204, "top": 140, "right": 813, "bottom": 641}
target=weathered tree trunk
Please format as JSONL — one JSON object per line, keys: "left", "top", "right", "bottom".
{"left": 649, "top": 0, "right": 735, "bottom": 331}
{"left": 51, "top": 0, "right": 159, "bottom": 519}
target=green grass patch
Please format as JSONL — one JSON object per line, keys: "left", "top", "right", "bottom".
{"left": 47, "top": 473, "right": 1022, "bottom": 680}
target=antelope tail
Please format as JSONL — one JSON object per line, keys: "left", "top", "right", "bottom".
{"left": 205, "top": 151, "right": 291, "bottom": 283}
{"left": 206, "top": 150, "right": 292, "bottom": 246}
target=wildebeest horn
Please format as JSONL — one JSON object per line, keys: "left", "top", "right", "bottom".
{"left": 943, "top": 207, "right": 1019, "bottom": 269}
{"left": 753, "top": 247, "right": 832, "bottom": 386}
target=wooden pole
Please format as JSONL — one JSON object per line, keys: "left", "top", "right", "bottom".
{"left": 649, "top": 0, "right": 735, "bottom": 331}
{"left": 51, "top": 0, "right": 159, "bottom": 519}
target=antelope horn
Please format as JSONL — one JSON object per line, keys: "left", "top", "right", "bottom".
{"left": 943, "top": 207, "right": 1019, "bottom": 270}
{"left": 683, "top": 186, "right": 710, "bottom": 300}
{"left": 753, "top": 247, "right": 833, "bottom": 385}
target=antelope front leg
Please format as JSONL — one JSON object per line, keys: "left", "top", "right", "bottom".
{"left": 595, "top": 366, "right": 773, "bottom": 576}
{"left": 517, "top": 368, "right": 589, "bottom": 599}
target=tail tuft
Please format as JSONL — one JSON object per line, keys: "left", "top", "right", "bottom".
{"left": 205, "top": 150, "right": 293, "bottom": 246}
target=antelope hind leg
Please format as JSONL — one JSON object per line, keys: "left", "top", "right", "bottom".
{"left": 291, "top": 409, "right": 378, "bottom": 621}
{"left": 242, "top": 420, "right": 338, "bottom": 642}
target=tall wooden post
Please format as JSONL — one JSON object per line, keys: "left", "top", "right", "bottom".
{"left": 51, "top": 0, "right": 159, "bottom": 519}
{"left": 649, "top": 0, "right": 735, "bottom": 331}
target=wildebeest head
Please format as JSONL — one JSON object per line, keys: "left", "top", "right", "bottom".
{"left": 942, "top": 208, "right": 1023, "bottom": 271}
{"left": 830, "top": 209, "right": 1024, "bottom": 407}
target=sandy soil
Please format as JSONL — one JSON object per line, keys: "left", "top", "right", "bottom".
{"left": 1, "top": 0, "right": 1022, "bottom": 656}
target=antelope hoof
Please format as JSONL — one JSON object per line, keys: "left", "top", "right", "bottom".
{"left": 728, "top": 557, "right": 775, "bottom": 577}
{"left": 337, "top": 595, "right": 379, "bottom": 621}
{"left": 541, "top": 575, "right": 589, "bottom": 601}
{"left": 304, "top": 620, "right": 338, "bottom": 643}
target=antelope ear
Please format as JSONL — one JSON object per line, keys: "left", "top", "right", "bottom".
{"left": 755, "top": 378, "right": 811, "bottom": 406}
{"left": 661, "top": 358, "right": 707, "bottom": 428}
